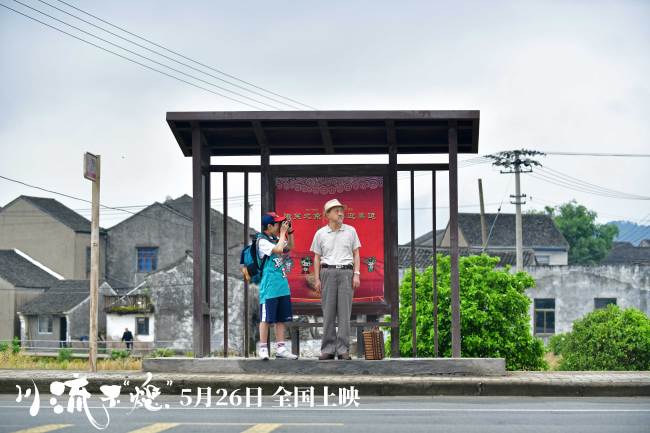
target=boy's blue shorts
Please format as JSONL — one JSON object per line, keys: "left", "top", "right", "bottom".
{"left": 260, "top": 295, "right": 293, "bottom": 324}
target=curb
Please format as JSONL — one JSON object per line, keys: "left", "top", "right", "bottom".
{"left": 1, "top": 371, "right": 649, "bottom": 397}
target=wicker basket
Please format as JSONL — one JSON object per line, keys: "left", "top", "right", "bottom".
{"left": 362, "top": 327, "right": 385, "bottom": 360}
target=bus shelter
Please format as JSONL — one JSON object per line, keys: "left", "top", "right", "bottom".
{"left": 167, "top": 110, "right": 480, "bottom": 358}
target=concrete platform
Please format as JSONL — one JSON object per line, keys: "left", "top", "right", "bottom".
{"left": 2, "top": 370, "right": 649, "bottom": 396}
{"left": 142, "top": 357, "right": 506, "bottom": 376}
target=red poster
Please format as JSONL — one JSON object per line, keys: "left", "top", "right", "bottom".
{"left": 275, "top": 176, "right": 385, "bottom": 304}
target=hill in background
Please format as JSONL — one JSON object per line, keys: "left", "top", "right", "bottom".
{"left": 609, "top": 220, "right": 650, "bottom": 246}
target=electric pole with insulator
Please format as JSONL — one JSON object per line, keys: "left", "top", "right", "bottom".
{"left": 486, "top": 150, "right": 545, "bottom": 271}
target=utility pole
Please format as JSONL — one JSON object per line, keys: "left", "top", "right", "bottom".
{"left": 486, "top": 150, "right": 544, "bottom": 271}
{"left": 478, "top": 179, "right": 487, "bottom": 248}
{"left": 84, "top": 153, "right": 100, "bottom": 372}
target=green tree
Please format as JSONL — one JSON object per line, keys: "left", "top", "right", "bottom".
{"left": 392, "top": 254, "right": 546, "bottom": 371}
{"left": 558, "top": 305, "right": 650, "bottom": 371}
{"left": 547, "top": 201, "right": 618, "bottom": 265}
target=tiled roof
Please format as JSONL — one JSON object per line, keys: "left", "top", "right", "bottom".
{"left": 458, "top": 213, "right": 568, "bottom": 249}
{"left": 0, "top": 250, "right": 60, "bottom": 288}
{"left": 19, "top": 280, "right": 112, "bottom": 315}
{"left": 404, "top": 229, "right": 446, "bottom": 247}
{"left": 162, "top": 194, "right": 258, "bottom": 237}
{"left": 13, "top": 196, "right": 93, "bottom": 233}
{"left": 601, "top": 242, "right": 650, "bottom": 266}
{"left": 398, "top": 246, "right": 537, "bottom": 268}
{"left": 19, "top": 280, "right": 88, "bottom": 314}
{"left": 409, "top": 213, "right": 569, "bottom": 250}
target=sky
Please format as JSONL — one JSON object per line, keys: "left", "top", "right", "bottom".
{"left": 0, "top": 0, "right": 648, "bottom": 244}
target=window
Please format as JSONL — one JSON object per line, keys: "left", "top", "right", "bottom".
{"left": 86, "top": 246, "right": 91, "bottom": 278}
{"left": 595, "top": 298, "right": 617, "bottom": 309}
{"left": 38, "top": 316, "right": 53, "bottom": 334}
{"left": 136, "top": 317, "right": 150, "bottom": 336}
{"left": 137, "top": 247, "right": 158, "bottom": 273}
{"left": 534, "top": 298, "right": 555, "bottom": 335}
{"left": 536, "top": 255, "right": 550, "bottom": 265}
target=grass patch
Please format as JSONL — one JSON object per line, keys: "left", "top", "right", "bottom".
{"left": 0, "top": 351, "right": 141, "bottom": 371}
{"left": 544, "top": 351, "right": 561, "bottom": 370}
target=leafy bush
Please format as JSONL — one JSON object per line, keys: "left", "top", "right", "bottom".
{"left": 11, "top": 337, "right": 20, "bottom": 354}
{"left": 149, "top": 348, "right": 175, "bottom": 358}
{"left": 558, "top": 305, "right": 650, "bottom": 371}
{"left": 0, "top": 342, "right": 8, "bottom": 353}
{"left": 548, "top": 333, "right": 568, "bottom": 356}
{"left": 110, "top": 349, "right": 130, "bottom": 360}
{"left": 390, "top": 254, "right": 546, "bottom": 371}
{"left": 57, "top": 348, "right": 73, "bottom": 362}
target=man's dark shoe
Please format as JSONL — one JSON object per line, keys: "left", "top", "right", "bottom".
{"left": 337, "top": 353, "right": 352, "bottom": 360}
{"left": 319, "top": 352, "right": 335, "bottom": 360}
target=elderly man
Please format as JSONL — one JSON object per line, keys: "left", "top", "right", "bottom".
{"left": 311, "top": 199, "right": 361, "bottom": 360}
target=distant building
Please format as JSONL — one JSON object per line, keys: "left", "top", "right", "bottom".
{"left": 399, "top": 212, "right": 568, "bottom": 274}
{"left": 18, "top": 280, "right": 116, "bottom": 348}
{"left": 601, "top": 241, "right": 650, "bottom": 266}
{"left": 0, "top": 196, "right": 107, "bottom": 280}
{"left": 108, "top": 252, "right": 257, "bottom": 354}
{"left": 438, "top": 213, "right": 569, "bottom": 265}
{"left": 526, "top": 264, "right": 650, "bottom": 342}
{"left": 0, "top": 249, "right": 62, "bottom": 341}
{"left": 106, "top": 194, "right": 255, "bottom": 290}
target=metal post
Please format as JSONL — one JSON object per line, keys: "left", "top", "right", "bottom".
{"left": 89, "top": 155, "right": 100, "bottom": 372}
{"left": 387, "top": 143, "right": 400, "bottom": 358}
{"left": 243, "top": 172, "right": 249, "bottom": 357}
{"left": 202, "top": 145, "right": 211, "bottom": 355}
{"left": 410, "top": 170, "right": 417, "bottom": 357}
{"left": 223, "top": 171, "right": 229, "bottom": 357}
{"left": 432, "top": 170, "right": 438, "bottom": 357}
{"left": 448, "top": 122, "right": 461, "bottom": 358}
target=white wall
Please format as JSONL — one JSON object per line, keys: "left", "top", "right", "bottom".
{"left": 106, "top": 314, "right": 154, "bottom": 343}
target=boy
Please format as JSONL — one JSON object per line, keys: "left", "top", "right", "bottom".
{"left": 257, "top": 212, "right": 298, "bottom": 360}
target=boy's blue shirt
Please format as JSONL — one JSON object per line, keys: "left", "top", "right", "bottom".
{"left": 257, "top": 233, "right": 290, "bottom": 304}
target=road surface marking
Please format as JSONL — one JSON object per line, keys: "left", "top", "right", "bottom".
{"left": 240, "top": 424, "right": 282, "bottom": 433}
{"left": 10, "top": 425, "right": 72, "bottom": 433}
{"left": 126, "top": 423, "right": 180, "bottom": 433}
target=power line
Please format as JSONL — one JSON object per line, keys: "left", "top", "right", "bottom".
{"left": 545, "top": 151, "right": 650, "bottom": 157}
{"left": 539, "top": 166, "right": 650, "bottom": 199}
{"left": 32, "top": 0, "right": 303, "bottom": 110}
{"left": 483, "top": 176, "right": 513, "bottom": 252}
{"left": 0, "top": 174, "right": 255, "bottom": 239}
{"left": 0, "top": 3, "right": 266, "bottom": 110}
{"left": 531, "top": 170, "right": 650, "bottom": 200}
{"left": 10, "top": 0, "right": 282, "bottom": 109}
{"left": 53, "top": 0, "right": 317, "bottom": 110}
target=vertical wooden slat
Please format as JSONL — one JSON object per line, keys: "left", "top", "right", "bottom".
{"left": 386, "top": 121, "right": 400, "bottom": 358}
{"left": 192, "top": 123, "right": 210, "bottom": 357}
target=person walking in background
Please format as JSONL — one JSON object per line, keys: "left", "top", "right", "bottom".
{"left": 121, "top": 327, "right": 133, "bottom": 350}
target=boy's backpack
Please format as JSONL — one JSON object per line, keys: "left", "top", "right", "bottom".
{"left": 240, "top": 234, "right": 271, "bottom": 284}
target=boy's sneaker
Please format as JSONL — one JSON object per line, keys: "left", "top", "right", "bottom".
{"left": 275, "top": 345, "right": 298, "bottom": 359}
{"left": 258, "top": 346, "right": 269, "bottom": 361}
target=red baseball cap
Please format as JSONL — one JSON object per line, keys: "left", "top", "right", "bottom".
{"left": 262, "top": 212, "right": 286, "bottom": 226}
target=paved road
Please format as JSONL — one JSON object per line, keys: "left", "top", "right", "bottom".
{"left": 1, "top": 394, "right": 649, "bottom": 433}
